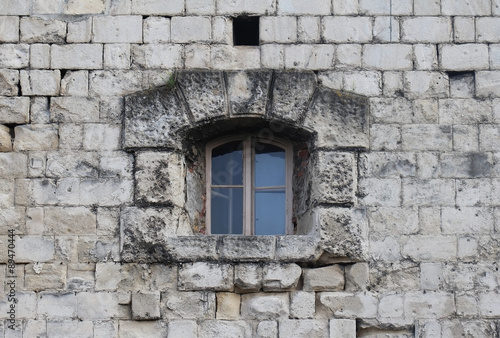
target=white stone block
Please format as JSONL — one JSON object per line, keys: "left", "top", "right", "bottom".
{"left": 330, "top": 319, "right": 356, "bottom": 338}
{"left": 261, "top": 44, "right": 284, "bottom": 69}
{"left": 279, "top": 320, "right": 329, "bottom": 338}
{"left": 477, "top": 17, "right": 500, "bottom": 42}
{"left": 0, "top": 125, "right": 11, "bottom": 152}
{"left": 21, "top": 70, "right": 60, "bottom": 96}
{"left": 0, "top": 69, "right": 19, "bottom": 96}
{"left": 415, "top": 0, "right": 441, "bottom": 15}
{"left": 402, "top": 17, "right": 452, "bottom": 43}
{"left": 186, "top": 0, "right": 215, "bottom": 15}
{"left": 453, "top": 125, "right": 479, "bottom": 151}
{"left": 0, "top": 44, "right": 29, "bottom": 68}
{"left": 323, "top": 16, "right": 372, "bottom": 43}
{"left": 171, "top": 16, "right": 211, "bottom": 43}
{"left": 363, "top": 44, "right": 413, "bottom": 70}
{"left": 17, "top": 236, "right": 55, "bottom": 262}
{"left": 319, "top": 292, "right": 378, "bottom": 318}
{"left": 211, "top": 45, "right": 260, "bottom": 69}
{"left": 199, "top": 320, "right": 252, "bottom": 338}
{"left": 336, "top": 44, "right": 361, "bottom": 69}
{"left": 284, "top": 44, "right": 334, "bottom": 70}
{"left": 51, "top": 97, "right": 100, "bottom": 122}
{"left": 144, "top": 16, "right": 171, "bottom": 43}
{"left": 261, "top": 16, "right": 297, "bottom": 43}
{"left": 93, "top": 16, "right": 143, "bottom": 43}
{"left": 51, "top": 44, "right": 103, "bottom": 69}
{"left": 178, "top": 262, "right": 234, "bottom": 291}
{"left": 13, "top": 125, "right": 58, "bottom": 151}
{"left": 0, "top": 16, "right": 19, "bottom": 42}
{"left": 64, "top": 0, "right": 105, "bottom": 14}
{"left": 131, "top": 0, "right": 184, "bottom": 14}
{"left": 420, "top": 262, "right": 442, "bottom": 290}
{"left": 185, "top": 44, "right": 211, "bottom": 69}
{"left": 414, "top": 44, "right": 438, "bottom": 70}
{"left": 298, "top": 16, "right": 320, "bottom": 43}
{"left": 442, "top": 207, "right": 493, "bottom": 234}
{"left": 373, "top": 16, "right": 399, "bottom": 42}
{"left": 333, "top": 0, "right": 358, "bottom": 14}
{"left": 30, "top": 44, "right": 51, "bottom": 69}
{"left": 343, "top": 71, "right": 382, "bottom": 96}
{"left": 104, "top": 44, "right": 130, "bottom": 69}
{"left": 217, "top": 0, "right": 276, "bottom": 15}
{"left": 404, "top": 291, "right": 455, "bottom": 318}
{"left": 402, "top": 236, "right": 457, "bottom": 261}
{"left": 454, "top": 17, "right": 475, "bottom": 43}
{"left": 358, "top": 178, "right": 401, "bottom": 206}
{"left": 132, "top": 44, "right": 183, "bottom": 68}
{"left": 290, "top": 291, "right": 315, "bottom": 319}
{"left": 83, "top": 124, "right": 121, "bottom": 151}
{"left": 404, "top": 71, "right": 449, "bottom": 99}
{"left": 241, "top": 293, "right": 289, "bottom": 319}
{"left": 212, "top": 16, "right": 232, "bottom": 44}
{"left": 20, "top": 17, "right": 66, "bottom": 43}
{"left": 476, "top": 71, "right": 500, "bottom": 97}
{"left": 89, "top": 70, "right": 144, "bottom": 97}
{"left": 0, "top": 97, "right": 29, "bottom": 124}
{"left": 490, "top": 45, "right": 500, "bottom": 69}
{"left": 0, "top": 0, "right": 30, "bottom": 14}
{"left": 278, "top": 0, "right": 330, "bottom": 14}
{"left": 61, "top": 71, "right": 89, "bottom": 96}
{"left": 168, "top": 321, "right": 198, "bottom": 338}
{"left": 442, "top": 0, "right": 491, "bottom": 15}
{"left": 256, "top": 321, "right": 278, "bottom": 338}
{"left": 262, "top": 263, "right": 302, "bottom": 291}
{"left": 440, "top": 44, "right": 489, "bottom": 71}
{"left": 67, "top": 18, "right": 92, "bottom": 43}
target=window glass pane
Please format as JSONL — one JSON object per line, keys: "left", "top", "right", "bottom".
{"left": 212, "top": 141, "right": 243, "bottom": 186}
{"left": 255, "top": 142, "right": 285, "bottom": 187}
{"left": 254, "top": 189, "right": 286, "bottom": 235}
{"left": 211, "top": 187, "right": 243, "bottom": 234}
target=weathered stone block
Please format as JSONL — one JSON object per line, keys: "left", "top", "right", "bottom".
{"left": 20, "top": 70, "right": 60, "bottom": 96}
{"left": 284, "top": 44, "right": 335, "bottom": 70}
{"left": 442, "top": 0, "right": 491, "bottom": 15}
{"left": 345, "top": 263, "right": 370, "bottom": 291}
{"left": 360, "top": 152, "right": 416, "bottom": 179}
{"left": 303, "top": 265, "right": 344, "bottom": 291}
{"left": 315, "top": 207, "right": 368, "bottom": 260}
{"left": 118, "top": 321, "right": 168, "bottom": 337}
{"left": 343, "top": 71, "right": 382, "bottom": 96}
{"left": 402, "top": 17, "right": 452, "bottom": 43}
{"left": 79, "top": 178, "right": 133, "bottom": 206}
{"left": 378, "top": 293, "right": 404, "bottom": 318}
{"left": 336, "top": 44, "right": 362, "bottom": 69}
{"left": 37, "top": 292, "right": 77, "bottom": 319}
{"left": 211, "top": 45, "right": 261, "bottom": 69}
{"left": 0, "top": 0, "right": 30, "bottom": 14}
{"left": 358, "top": 178, "right": 401, "bottom": 207}
{"left": 313, "top": 152, "right": 356, "bottom": 204}
{"left": 477, "top": 71, "right": 500, "bottom": 97}
{"left": 93, "top": 16, "right": 142, "bottom": 43}
{"left": 83, "top": 124, "right": 121, "bottom": 151}
{"left": 330, "top": 319, "right": 356, "bottom": 338}
{"left": 50, "top": 97, "right": 100, "bottom": 123}
{"left": 162, "top": 291, "right": 215, "bottom": 319}
{"left": 0, "top": 97, "right": 29, "bottom": 123}
{"left": 234, "top": 263, "right": 262, "bottom": 292}
{"left": 46, "top": 151, "right": 98, "bottom": 178}
{"left": 0, "top": 153, "right": 27, "bottom": 179}
{"left": 121, "top": 206, "right": 192, "bottom": 262}
{"left": 20, "top": 17, "right": 66, "bottom": 43}
{"left": 298, "top": 16, "right": 321, "bottom": 43}
{"left": 404, "top": 291, "right": 455, "bottom": 318}
{"left": 402, "top": 125, "right": 452, "bottom": 151}
{"left": 241, "top": 293, "right": 289, "bottom": 319}
{"left": 13, "top": 125, "right": 58, "bottom": 151}
{"left": 0, "top": 178, "right": 13, "bottom": 207}
{"left": 104, "top": 44, "right": 130, "bottom": 69}
{"left": 276, "top": 236, "right": 321, "bottom": 261}
{"left": 442, "top": 207, "right": 493, "bottom": 234}
{"left": 403, "top": 179, "right": 455, "bottom": 206}
{"left": 44, "top": 207, "right": 96, "bottom": 235}
{"left": 217, "top": 0, "right": 275, "bottom": 14}
{"left": 227, "top": 71, "right": 271, "bottom": 116}
{"left": 319, "top": 292, "right": 378, "bottom": 318}
{"left": 123, "top": 86, "right": 190, "bottom": 149}
{"left": 131, "top": 44, "right": 183, "bottom": 69}
{"left": 61, "top": 71, "right": 89, "bottom": 96}
{"left": 67, "top": 18, "right": 92, "bottom": 43}
{"left": 132, "top": 291, "right": 160, "bottom": 320}
{"left": 454, "top": 17, "right": 475, "bottom": 43}
{"left": 323, "top": 17, "right": 372, "bottom": 43}
{"left": 64, "top": 0, "right": 105, "bottom": 14}
{"left": 47, "top": 321, "right": 93, "bottom": 338}
{"left": 178, "top": 262, "right": 233, "bottom": 291}
{"left": 51, "top": 44, "right": 103, "bottom": 69}
{"left": 135, "top": 151, "right": 185, "bottom": 206}
{"left": 0, "top": 70, "right": 19, "bottom": 96}
{"left": 261, "top": 16, "right": 297, "bottom": 43}
{"left": 164, "top": 236, "right": 219, "bottom": 261}
{"left": 262, "top": 263, "right": 301, "bottom": 291}
{"left": 77, "top": 292, "right": 130, "bottom": 319}
{"left": 290, "top": 291, "right": 315, "bottom": 319}
{"left": 220, "top": 236, "right": 276, "bottom": 261}
{"left": 402, "top": 236, "right": 457, "bottom": 261}
{"left": 0, "top": 44, "right": 29, "bottom": 68}
{"left": 440, "top": 152, "right": 492, "bottom": 178}
{"left": 363, "top": 44, "right": 413, "bottom": 70}
{"left": 0, "top": 125, "right": 11, "bottom": 152}
{"left": 25, "top": 263, "right": 64, "bottom": 290}
{"left": 440, "top": 44, "right": 489, "bottom": 71}
{"left": 304, "top": 88, "right": 369, "bottom": 149}
{"left": 131, "top": 0, "right": 184, "bottom": 14}
{"left": 279, "top": 320, "right": 329, "bottom": 338}
{"left": 171, "top": 16, "right": 211, "bottom": 43}
{"left": 373, "top": 16, "right": 400, "bottom": 42}
{"left": 439, "top": 99, "right": 491, "bottom": 124}
{"left": 216, "top": 292, "right": 240, "bottom": 319}
{"left": 261, "top": 44, "right": 285, "bottom": 69}
{"left": 199, "top": 320, "right": 252, "bottom": 338}
{"left": 403, "top": 71, "right": 449, "bottom": 98}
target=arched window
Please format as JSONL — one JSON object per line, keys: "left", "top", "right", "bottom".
{"left": 206, "top": 135, "right": 293, "bottom": 235}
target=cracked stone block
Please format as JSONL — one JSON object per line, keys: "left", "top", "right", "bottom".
{"left": 132, "top": 291, "right": 161, "bottom": 320}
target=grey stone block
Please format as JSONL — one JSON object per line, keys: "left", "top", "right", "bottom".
{"left": 132, "top": 291, "right": 161, "bottom": 320}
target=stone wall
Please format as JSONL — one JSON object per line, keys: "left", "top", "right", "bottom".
{"left": 0, "top": 0, "right": 500, "bottom": 337}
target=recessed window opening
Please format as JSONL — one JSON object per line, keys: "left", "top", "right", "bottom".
{"left": 206, "top": 135, "right": 292, "bottom": 235}
{"left": 233, "top": 16, "right": 260, "bottom": 46}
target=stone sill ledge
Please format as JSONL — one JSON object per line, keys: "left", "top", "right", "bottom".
{"left": 121, "top": 235, "right": 332, "bottom": 264}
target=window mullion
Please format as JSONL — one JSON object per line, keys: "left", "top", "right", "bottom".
{"left": 243, "top": 137, "right": 253, "bottom": 235}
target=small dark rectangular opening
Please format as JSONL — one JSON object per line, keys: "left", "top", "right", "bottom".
{"left": 233, "top": 16, "right": 260, "bottom": 46}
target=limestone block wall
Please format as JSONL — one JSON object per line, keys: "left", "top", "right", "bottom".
{"left": 0, "top": 0, "right": 499, "bottom": 337}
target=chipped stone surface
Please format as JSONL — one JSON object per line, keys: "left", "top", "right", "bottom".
{"left": 178, "top": 262, "right": 233, "bottom": 291}
{"left": 227, "top": 71, "right": 271, "bottom": 116}
{"left": 270, "top": 71, "right": 316, "bottom": 121}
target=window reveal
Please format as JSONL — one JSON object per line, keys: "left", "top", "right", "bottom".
{"left": 206, "top": 136, "right": 293, "bottom": 235}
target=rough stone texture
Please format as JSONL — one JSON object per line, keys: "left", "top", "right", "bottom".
{"left": 178, "top": 262, "right": 233, "bottom": 291}
{"left": 227, "top": 71, "right": 271, "bottom": 116}
{"left": 241, "top": 293, "right": 289, "bottom": 319}
{"left": 313, "top": 152, "right": 356, "bottom": 204}
{"left": 220, "top": 236, "right": 276, "bottom": 261}
{"left": 131, "top": 291, "right": 161, "bottom": 320}
{"left": 216, "top": 292, "right": 240, "bottom": 319}
{"left": 304, "top": 88, "right": 369, "bottom": 149}
{"left": 303, "top": 265, "right": 345, "bottom": 291}
{"left": 262, "top": 263, "right": 302, "bottom": 291}
{"left": 135, "top": 151, "right": 185, "bottom": 206}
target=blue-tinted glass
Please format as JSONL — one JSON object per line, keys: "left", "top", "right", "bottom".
{"left": 255, "top": 143, "right": 285, "bottom": 187}
{"left": 211, "top": 187, "right": 243, "bottom": 234}
{"left": 254, "top": 189, "right": 286, "bottom": 235}
{"left": 212, "top": 141, "right": 243, "bottom": 186}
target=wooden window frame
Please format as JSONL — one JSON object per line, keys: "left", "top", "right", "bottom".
{"left": 206, "top": 135, "right": 293, "bottom": 235}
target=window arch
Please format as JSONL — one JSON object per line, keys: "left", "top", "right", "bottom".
{"left": 206, "top": 135, "right": 293, "bottom": 235}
